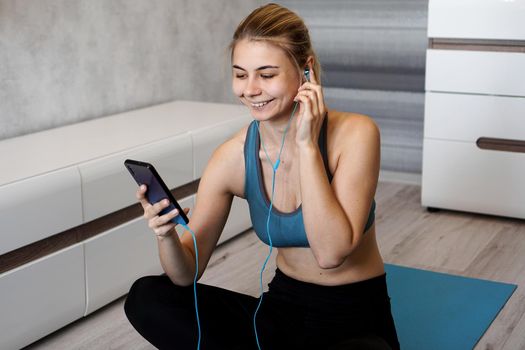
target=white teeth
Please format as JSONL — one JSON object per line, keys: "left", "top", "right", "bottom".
{"left": 251, "top": 100, "right": 271, "bottom": 108}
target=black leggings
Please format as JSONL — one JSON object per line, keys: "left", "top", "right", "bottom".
{"left": 124, "top": 269, "right": 400, "bottom": 350}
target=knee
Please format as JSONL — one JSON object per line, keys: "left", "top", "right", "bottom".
{"left": 124, "top": 275, "right": 163, "bottom": 326}
{"left": 124, "top": 275, "right": 192, "bottom": 325}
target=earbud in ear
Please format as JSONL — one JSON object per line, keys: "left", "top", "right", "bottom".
{"left": 304, "top": 67, "right": 311, "bottom": 82}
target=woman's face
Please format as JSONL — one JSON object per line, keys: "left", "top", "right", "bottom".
{"left": 232, "top": 39, "right": 301, "bottom": 121}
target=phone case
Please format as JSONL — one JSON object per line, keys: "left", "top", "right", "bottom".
{"left": 124, "top": 159, "right": 189, "bottom": 225}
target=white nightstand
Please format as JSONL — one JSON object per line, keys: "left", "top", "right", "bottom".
{"left": 421, "top": 0, "right": 525, "bottom": 219}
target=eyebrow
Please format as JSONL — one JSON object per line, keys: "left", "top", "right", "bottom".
{"left": 232, "top": 65, "right": 280, "bottom": 71}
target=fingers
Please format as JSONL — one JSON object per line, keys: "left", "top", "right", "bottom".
{"left": 295, "top": 89, "right": 321, "bottom": 120}
{"left": 297, "top": 82, "right": 325, "bottom": 116}
{"left": 151, "top": 222, "right": 176, "bottom": 238}
{"left": 147, "top": 199, "right": 170, "bottom": 217}
{"left": 147, "top": 206, "right": 185, "bottom": 238}
{"left": 136, "top": 184, "right": 150, "bottom": 207}
{"left": 136, "top": 184, "right": 188, "bottom": 238}
{"left": 136, "top": 185, "right": 170, "bottom": 218}
{"left": 297, "top": 64, "right": 325, "bottom": 117}
{"left": 150, "top": 208, "right": 179, "bottom": 227}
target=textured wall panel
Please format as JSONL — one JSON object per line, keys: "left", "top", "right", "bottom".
{"left": 280, "top": 0, "right": 428, "bottom": 91}
{"left": 0, "top": 0, "right": 262, "bottom": 140}
{"left": 281, "top": 0, "right": 428, "bottom": 173}
{"left": 325, "top": 87, "right": 424, "bottom": 173}
{"left": 1, "top": 0, "right": 428, "bottom": 173}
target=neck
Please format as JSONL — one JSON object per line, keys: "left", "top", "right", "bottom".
{"left": 258, "top": 102, "right": 298, "bottom": 150}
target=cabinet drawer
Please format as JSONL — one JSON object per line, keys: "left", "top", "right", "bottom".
{"left": 79, "top": 135, "right": 193, "bottom": 222}
{"left": 0, "top": 244, "right": 85, "bottom": 349}
{"left": 84, "top": 196, "right": 194, "bottom": 315}
{"left": 0, "top": 167, "right": 82, "bottom": 255}
{"left": 422, "top": 139, "right": 525, "bottom": 219}
{"left": 424, "top": 92, "right": 525, "bottom": 142}
{"left": 428, "top": 0, "right": 525, "bottom": 41}
{"left": 426, "top": 50, "right": 525, "bottom": 97}
{"left": 84, "top": 217, "right": 161, "bottom": 315}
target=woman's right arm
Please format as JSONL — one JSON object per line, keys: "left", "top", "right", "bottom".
{"left": 137, "top": 136, "right": 244, "bottom": 286}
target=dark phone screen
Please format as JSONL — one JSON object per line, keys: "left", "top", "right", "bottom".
{"left": 124, "top": 159, "right": 189, "bottom": 224}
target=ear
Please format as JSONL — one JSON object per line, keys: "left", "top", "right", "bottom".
{"left": 305, "top": 56, "right": 317, "bottom": 84}
{"left": 301, "top": 56, "right": 315, "bottom": 83}
{"left": 305, "top": 56, "right": 314, "bottom": 71}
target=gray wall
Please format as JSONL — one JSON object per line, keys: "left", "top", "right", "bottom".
{"left": 1, "top": 0, "right": 427, "bottom": 173}
{"left": 0, "top": 0, "right": 262, "bottom": 140}
{"left": 281, "top": 0, "right": 428, "bottom": 173}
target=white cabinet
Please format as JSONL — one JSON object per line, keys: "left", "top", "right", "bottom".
{"left": 422, "top": 139, "right": 525, "bottom": 219}
{"left": 0, "top": 101, "right": 252, "bottom": 347}
{"left": 84, "top": 195, "right": 194, "bottom": 315}
{"left": 428, "top": 0, "right": 525, "bottom": 41}
{"left": 426, "top": 50, "right": 525, "bottom": 97}
{"left": 79, "top": 135, "right": 193, "bottom": 222}
{"left": 84, "top": 217, "right": 162, "bottom": 315}
{"left": 424, "top": 93, "right": 525, "bottom": 142}
{"left": 83, "top": 192, "right": 250, "bottom": 315}
{"left": 0, "top": 167, "right": 83, "bottom": 255}
{"left": 0, "top": 245, "right": 85, "bottom": 350}
{"left": 422, "top": 0, "right": 525, "bottom": 219}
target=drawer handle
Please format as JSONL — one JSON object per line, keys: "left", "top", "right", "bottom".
{"left": 477, "top": 137, "right": 525, "bottom": 153}
{"left": 429, "top": 38, "right": 525, "bottom": 53}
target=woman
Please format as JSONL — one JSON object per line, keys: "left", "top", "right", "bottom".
{"left": 124, "top": 3, "right": 399, "bottom": 350}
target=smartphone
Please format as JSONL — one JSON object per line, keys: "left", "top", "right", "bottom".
{"left": 124, "top": 159, "right": 189, "bottom": 225}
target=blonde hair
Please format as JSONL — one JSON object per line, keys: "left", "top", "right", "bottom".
{"left": 230, "top": 3, "right": 321, "bottom": 83}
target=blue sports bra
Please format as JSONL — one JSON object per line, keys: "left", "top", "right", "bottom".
{"left": 243, "top": 117, "right": 376, "bottom": 247}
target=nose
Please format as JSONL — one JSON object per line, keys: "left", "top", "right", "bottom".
{"left": 244, "top": 77, "right": 262, "bottom": 97}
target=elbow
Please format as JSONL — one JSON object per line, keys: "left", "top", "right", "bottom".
{"left": 313, "top": 226, "right": 357, "bottom": 269}
{"left": 316, "top": 253, "right": 347, "bottom": 270}
{"left": 314, "top": 241, "right": 356, "bottom": 269}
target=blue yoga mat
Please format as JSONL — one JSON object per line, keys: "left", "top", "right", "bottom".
{"left": 385, "top": 264, "right": 516, "bottom": 350}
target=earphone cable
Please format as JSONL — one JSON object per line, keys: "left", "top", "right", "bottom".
{"left": 181, "top": 223, "right": 202, "bottom": 350}
{"left": 253, "top": 102, "right": 298, "bottom": 350}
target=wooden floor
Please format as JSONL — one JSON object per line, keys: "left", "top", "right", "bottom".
{"left": 25, "top": 180, "right": 525, "bottom": 350}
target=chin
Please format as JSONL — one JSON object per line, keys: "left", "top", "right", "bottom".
{"left": 245, "top": 104, "right": 278, "bottom": 121}
{"left": 249, "top": 104, "right": 292, "bottom": 123}
{"left": 249, "top": 110, "right": 273, "bottom": 121}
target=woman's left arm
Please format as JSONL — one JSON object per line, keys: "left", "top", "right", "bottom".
{"left": 295, "top": 69, "right": 380, "bottom": 269}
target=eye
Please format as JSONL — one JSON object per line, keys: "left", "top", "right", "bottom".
{"left": 235, "top": 73, "right": 247, "bottom": 79}
{"left": 261, "top": 74, "right": 275, "bottom": 79}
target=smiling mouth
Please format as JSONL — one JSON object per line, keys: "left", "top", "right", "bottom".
{"left": 250, "top": 99, "right": 274, "bottom": 108}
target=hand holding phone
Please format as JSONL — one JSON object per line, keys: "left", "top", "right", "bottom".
{"left": 124, "top": 159, "right": 189, "bottom": 227}
{"left": 294, "top": 64, "right": 327, "bottom": 146}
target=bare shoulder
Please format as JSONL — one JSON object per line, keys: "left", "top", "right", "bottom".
{"left": 326, "top": 110, "right": 380, "bottom": 175}
{"left": 203, "top": 123, "right": 250, "bottom": 198}
{"left": 323, "top": 112, "right": 381, "bottom": 268}
{"left": 328, "top": 110, "right": 379, "bottom": 146}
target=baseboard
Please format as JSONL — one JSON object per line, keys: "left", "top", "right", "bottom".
{"left": 379, "top": 170, "right": 421, "bottom": 186}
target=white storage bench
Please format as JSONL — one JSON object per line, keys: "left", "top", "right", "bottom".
{"left": 0, "top": 101, "right": 253, "bottom": 349}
